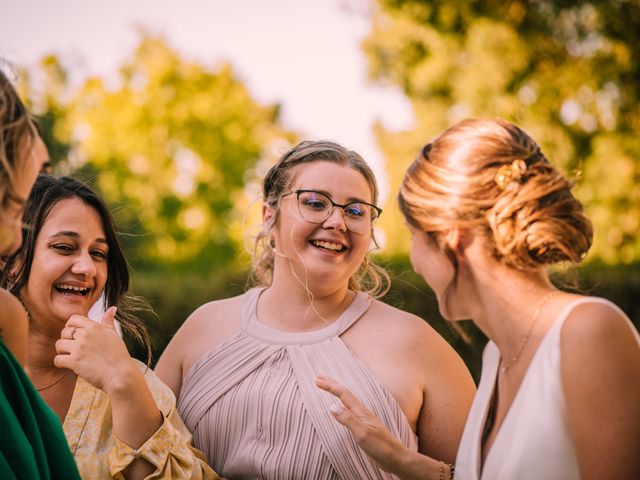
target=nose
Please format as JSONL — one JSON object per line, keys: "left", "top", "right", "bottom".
{"left": 71, "top": 251, "right": 97, "bottom": 278}
{"left": 322, "top": 206, "right": 347, "bottom": 231}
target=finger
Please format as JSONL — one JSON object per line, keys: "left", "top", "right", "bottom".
{"left": 55, "top": 338, "right": 75, "bottom": 355}
{"left": 316, "top": 376, "right": 369, "bottom": 413}
{"left": 65, "top": 314, "right": 92, "bottom": 328}
{"left": 53, "top": 352, "right": 74, "bottom": 371}
{"left": 101, "top": 306, "right": 118, "bottom": 331}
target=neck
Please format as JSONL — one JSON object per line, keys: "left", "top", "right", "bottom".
{"left": 467, "top": 268, "right": 557, "bottom": 358}
{"left": 25, "top": 322, "right": 63, "bottom": 373}
{"left": 261, "top": 274, "right": 353, "bottom": 332}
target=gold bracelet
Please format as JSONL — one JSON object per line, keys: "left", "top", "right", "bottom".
{"left": 439, "top": 460, "right": 455, "bottom": 480}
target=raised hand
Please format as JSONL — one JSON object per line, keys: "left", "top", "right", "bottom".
{"left": 54, "top": 306, "right": 137, "bottom": 394}
{"left": 316, "top": 374, "right": 445, "bottom": 480}
{"left": 316, "top": 374, "right": 409, "bottom": 473}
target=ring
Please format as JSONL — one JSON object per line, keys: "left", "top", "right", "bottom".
{"left": 70, "top": 327, "right": 77, "bottom": 340}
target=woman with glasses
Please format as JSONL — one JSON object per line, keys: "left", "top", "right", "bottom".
{"left": 156, "top": 140, "right": 476, "bottom": 479}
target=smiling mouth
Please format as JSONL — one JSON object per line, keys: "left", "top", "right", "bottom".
{"left": 310, "top": 239, "right": 347, "bottom": 253}
{"left": 55, "top": 284, "right": 90, "bottom": 296}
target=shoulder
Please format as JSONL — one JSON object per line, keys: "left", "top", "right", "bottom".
{"left": 0, "top": 289, "right": 26, "bottom": 328}
{"left": 560, "top": 296, "right": 640, "bottom": 390}
{"left": 561, "top": 297, "right": 639, "bottom": 354}
{"left": 366, "top": 298, "right": 455, "bottom": 353}
{"left": 179, "top": 292, "right": 247, "bottom": 337}
{"left": 0, "top": 289, "right": 28, "bottom": 362}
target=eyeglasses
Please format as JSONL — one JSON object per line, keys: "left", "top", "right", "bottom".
{"left": 282, "top": 189, "right": 382, "bottom": 234}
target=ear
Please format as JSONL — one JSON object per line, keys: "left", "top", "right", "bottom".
{"left": 443, "top": 227, "right": 475, "bottom": 253}
{"left": 262, "top": 202, "right": 275, "bottom": 227}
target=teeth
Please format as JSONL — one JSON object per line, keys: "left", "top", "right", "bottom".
{"left": 56, "top": 284, "right": 89, "bottom": 293}
{"left": 312, "top": 240, "right": 345, "bottom": 252}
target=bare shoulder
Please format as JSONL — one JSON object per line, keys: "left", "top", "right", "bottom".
{"left": 366, "top": 299, "right": 459, "bottom": 357}
{"left": 561, "top": 298, "right": 639, "bottom": 357}
{"left": 0, "top": 289, "right": 29, "bottom": 363}
{"left": 155, "top": 292, "right": 247, "bottom": 394}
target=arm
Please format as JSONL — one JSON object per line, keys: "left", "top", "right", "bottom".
{"left": 316, "top": 376, "right": 453, "bottom": 480}
{"left": 561, "top": 302, "right": 640, "bottom": 479}
{"left": 55, "top": 308, "right": 218, "bottom": 479}
{"left": 415, "top": 330, "right": 476, "bottom": 463}
{"left": 0, "top": 289, "right": 29, "bottom": 365}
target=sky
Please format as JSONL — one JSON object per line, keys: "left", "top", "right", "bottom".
{"left": 0, "top": 0, "right": 414, "bottom": 200}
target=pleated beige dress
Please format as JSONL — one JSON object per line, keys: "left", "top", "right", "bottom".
{"left": 178, "top": 288, "right": 418, "bottom": 479}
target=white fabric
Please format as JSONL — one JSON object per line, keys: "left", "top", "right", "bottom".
{"left": 455, "top": 297, "right": 639, "bottom": 480}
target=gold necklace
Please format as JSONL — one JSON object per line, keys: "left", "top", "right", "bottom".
{"left": 500, "top": 290, "right": 560, "bottom": 374}
{"left": 34, "top": 369, "right": 71, "bottom": 391}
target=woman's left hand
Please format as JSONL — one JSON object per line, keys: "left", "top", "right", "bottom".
{"left": 54, "top": 306, "right": 137, "bottom": 393}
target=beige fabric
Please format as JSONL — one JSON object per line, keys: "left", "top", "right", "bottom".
{"left": 179, "top": 288, "right": 418, "bottom": 479}
{"left": 63, "top": 359, "right": 218, "bottom": 479}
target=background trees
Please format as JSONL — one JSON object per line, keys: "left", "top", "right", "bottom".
{"left": 365, "top": 0, "right": 640, "bottom": 264}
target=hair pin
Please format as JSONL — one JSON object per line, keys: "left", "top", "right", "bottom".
{"left": 495, "top": 159, "right": 527, "bottom": 191}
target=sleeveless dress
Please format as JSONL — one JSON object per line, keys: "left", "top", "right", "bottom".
{"left": 178, "top": 288, "right": 418, "bottom": 479}
{"left": 455, "top": 297, "right": 640, "bottom": 480}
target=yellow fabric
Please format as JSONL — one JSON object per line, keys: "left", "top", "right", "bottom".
{"left": 63, "top": 359, "right": 218, "bottom": 479}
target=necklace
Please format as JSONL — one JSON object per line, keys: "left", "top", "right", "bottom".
{"left": 500, "top": 290, "right": 560, "bottom": 374}
{"left": 34, "top": 369, "right": 70, "bottom": 391}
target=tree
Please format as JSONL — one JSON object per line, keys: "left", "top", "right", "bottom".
{"left": 25, "top": 34, "right": 296, "bottom": 269}
{"left": 365, "top": 0, "right": 640, "bottom": 264}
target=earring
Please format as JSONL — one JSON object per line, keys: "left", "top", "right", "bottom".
{"left": 269, "top": 237, "right": 276, "bottom": 248}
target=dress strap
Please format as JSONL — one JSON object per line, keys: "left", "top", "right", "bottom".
{"left": 240, "top": 288, "right": 372, "bottom": 345}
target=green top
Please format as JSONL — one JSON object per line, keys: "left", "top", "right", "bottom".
{"left": 0, "top": 339, "right": 80, "bottom": 480}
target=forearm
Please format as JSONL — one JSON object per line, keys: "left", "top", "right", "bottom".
{"left": 390, "top": 448, "right": 453, "bottom": 480}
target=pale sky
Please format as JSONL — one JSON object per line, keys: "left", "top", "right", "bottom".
{"left": 0, "top": 0, "right": 413, "bottom": 200}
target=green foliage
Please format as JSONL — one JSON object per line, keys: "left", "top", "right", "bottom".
{"left": 130, "top": 257, "right": 640, "bottom": 382}
{"left": 367, "top": 0, "right": 640, "bottom": 264}
{"left": 23, "top": 34, "right": 296, "bottom": 270}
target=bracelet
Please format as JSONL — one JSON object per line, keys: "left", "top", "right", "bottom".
{"left": 439, "top": 460, "right": 455, "bottom": 480}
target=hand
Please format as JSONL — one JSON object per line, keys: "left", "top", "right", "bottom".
{"left": 316, "top": 374, "right": 412, "bottom": 474}
{"left": 54, "top": 307, "right": 137, "bottom": 394}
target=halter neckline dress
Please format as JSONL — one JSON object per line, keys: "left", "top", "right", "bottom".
{"left": 178, "top": 288, "right": 418, "bottom": 479}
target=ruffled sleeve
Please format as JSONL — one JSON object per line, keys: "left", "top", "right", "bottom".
{"left": 108, "top": 361, "right": 218, "bottom": 479}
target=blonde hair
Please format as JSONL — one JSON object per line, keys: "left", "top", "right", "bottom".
{"left": 399, "top": 118, "right": 592, "bottom": 270}
{"left": 250, "top": 140, "right": 390, "bottom": 298}
{"left": 0, "top": 69, "right": 36, "bottom": 212}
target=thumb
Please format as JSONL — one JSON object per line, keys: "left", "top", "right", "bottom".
{"left": 101, "top": 306, "right": 118, "bottom": 331}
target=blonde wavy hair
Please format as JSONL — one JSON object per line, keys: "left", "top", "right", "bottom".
{"left": 250, "top": 140, "right": 390, "bottom": 298}
{"left": 0, "top": 68, "right": 36, "bottom": 214}
{"left": 399, "top": 118, "right": 593, "bottom": 271}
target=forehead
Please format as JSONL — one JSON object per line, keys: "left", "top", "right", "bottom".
{"left": 290, "top": 161, "right": 374, "bottom": 202}
{"left": 39, "top": 197, "right": 105, "bottom": 238}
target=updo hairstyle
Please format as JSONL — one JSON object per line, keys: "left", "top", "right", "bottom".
{"left": 399, "top": 118, "right": 593, "bottom": 270}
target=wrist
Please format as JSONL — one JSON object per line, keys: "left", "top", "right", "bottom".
{"left": 103, "top": 360, "right": 144, "bottom": 397}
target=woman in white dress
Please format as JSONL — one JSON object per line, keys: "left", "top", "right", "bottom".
{"left": 317, "top": 118, "right": 640, "bottom": 479}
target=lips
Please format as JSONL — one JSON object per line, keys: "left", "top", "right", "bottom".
{"left": 54, "top": 283, "right": 90, "bottom": 296}
{"left": 309, "top": 239, "right": 348, "bottom": 253}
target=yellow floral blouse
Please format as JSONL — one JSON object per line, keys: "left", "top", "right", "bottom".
{"left": 62, "top": 359, "right": 218, "bottom": 479}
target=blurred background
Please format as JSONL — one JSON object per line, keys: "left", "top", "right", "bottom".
{"left": 2, "top": 0, "right": 639, "bottom": 380}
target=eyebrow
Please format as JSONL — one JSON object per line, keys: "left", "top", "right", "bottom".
{"left": 303, "top": 189, "right": 371, "bottom": 204}
{"left": 50, "top": 231, "right": 108, "bottom": 245}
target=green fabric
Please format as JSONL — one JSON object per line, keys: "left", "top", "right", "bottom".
{"left": 0, "top": 339, "right": 80, "bottom": 480}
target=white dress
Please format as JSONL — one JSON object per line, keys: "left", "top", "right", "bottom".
{"left": 455, "top": 297, "right": 639, "bottom": 480}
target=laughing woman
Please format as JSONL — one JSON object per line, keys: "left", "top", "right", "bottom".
{"left": 156, "top": 140, "right": 476, "bottom": 479}
{"left": 1, "top": 175, "right": 217, "bottom": 479}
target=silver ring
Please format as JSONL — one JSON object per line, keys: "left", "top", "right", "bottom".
{"left": 70, "top": 327, "right": 77, "bottom": 340}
